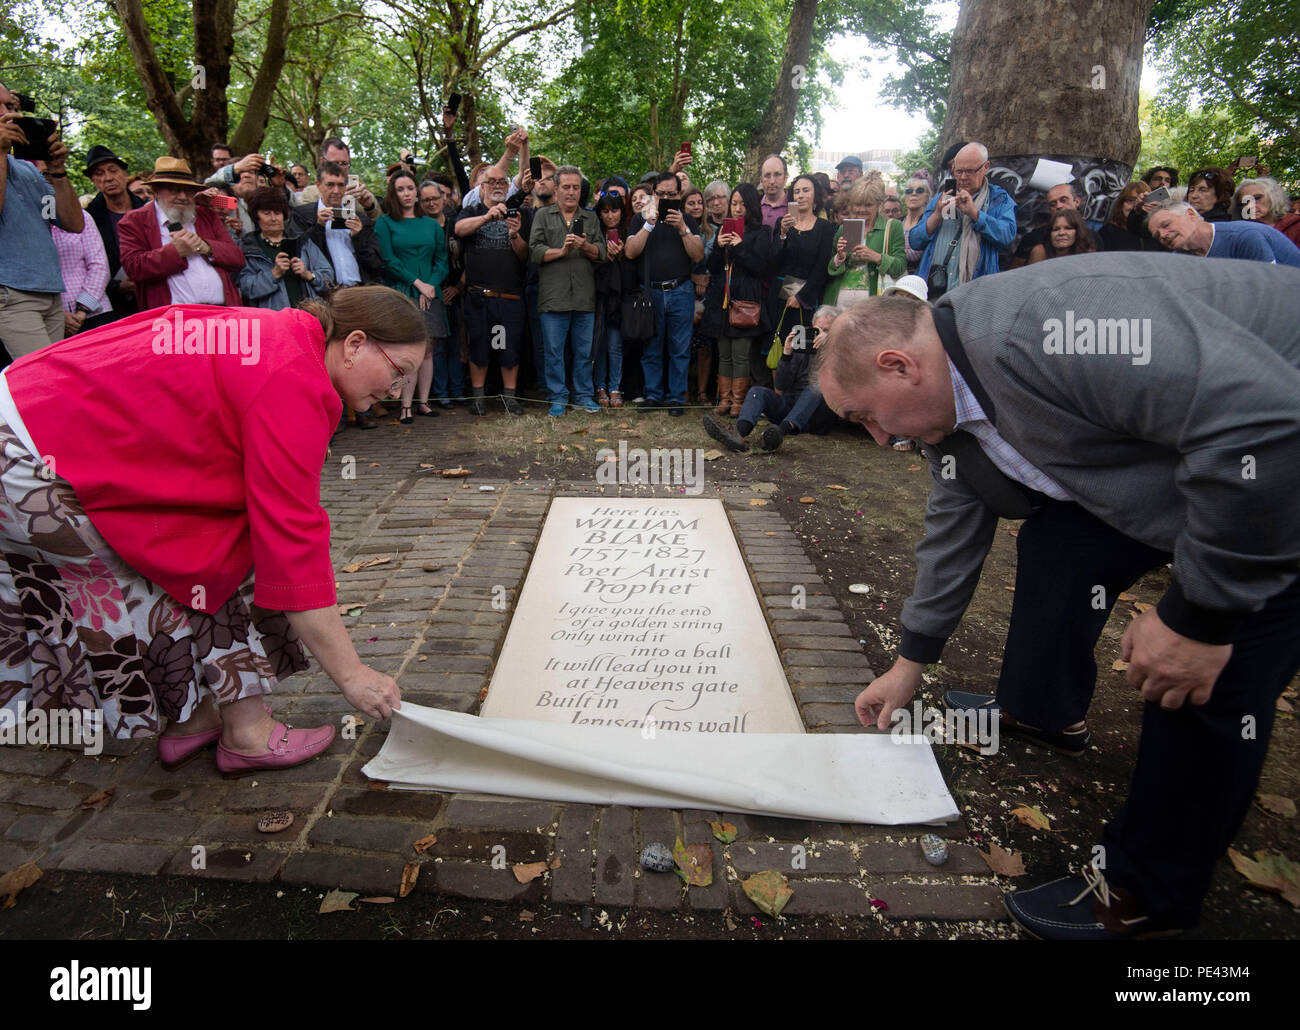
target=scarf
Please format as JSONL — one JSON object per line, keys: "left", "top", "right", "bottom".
{"left": 931, "top": 180, "right": 991, "bottom": 285}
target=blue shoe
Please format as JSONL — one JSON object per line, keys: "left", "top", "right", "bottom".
{"left": 581, "top": 403, "right": 601, "bottom": 414}
{"left": 548, "top": 403, "right": 566, "bottom": 417}
{"left": 1005, "top": 866, "right": 1183, "bottom": 940}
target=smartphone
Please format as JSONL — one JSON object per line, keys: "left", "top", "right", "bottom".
{"left": 347, "top": 174, "right": 361, "bottom": 190}
{"left": 605, "top": 228, "right": 621, "bottom": 245}
{"left": 721, "top": 216, "right": 745, "bottom": 240}
{"left": 165, "top": 221, "right": 184, "bottom": 233}
{"left": 333, "top": 195, "right": 357, "bottom": 229}
{"left": 680, "top": 141, "right": 691, "bottom": 155}
{"left": 277, "top": 237, "right": 300, "bottom": 259}
{"left": 447, "top": 92, "right": 462, "bottom": 115}
{"left": 658, "top": 198, "right": 682, "bottom": 220}
{"left": 10, "top": 116, "right": 56, "bottom": 162}
{"left": 529, "top": 156, "right": 542, "bottom": 181}
{"left": 1144, "top": 185, "right": 1170, "bottom": 204}
{"left": 841, "top": 218, "right": 866, "bottom": 250}
{"left": 208, "top": 194, "right": 238, "bottom": 211}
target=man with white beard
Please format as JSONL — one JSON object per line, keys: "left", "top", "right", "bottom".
{"left": 118, "top": 157, "right": 245, "bottom": 310}
{"left": 454, "top": 168, "right": 532, "bottom": 415}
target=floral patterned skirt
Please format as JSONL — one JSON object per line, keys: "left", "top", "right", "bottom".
{"left": 0, "top": 419, "right": 309, "bottom": 739}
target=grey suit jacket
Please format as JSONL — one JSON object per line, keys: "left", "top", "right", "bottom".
{"left": 899, "top": 251, "right": 1300, "bottom": 663}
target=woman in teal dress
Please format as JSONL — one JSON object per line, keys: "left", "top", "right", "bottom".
{"left": 375, "top": 171, "right": 450, "bottom": 422}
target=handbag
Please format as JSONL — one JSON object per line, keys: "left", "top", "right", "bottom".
{"left": 620, "top": 245, "right": 656, "bottom": 340}
{"left": 926, "top": 233, "right": 961, "bottom": 299}
{"left": 724, "top": 257, "right": 761, "bottom": 329}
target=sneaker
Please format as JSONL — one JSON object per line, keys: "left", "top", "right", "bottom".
{"left": 548, "top": 403, "right": 566, "bottom": 417}
{"left": 702, "top": 412, "right": 749, "bottom": 453}
{"left": 503, "top": 395, "right": 523, "bottom": 415}
{"left": 759, "top": 425, "right": 784, "bottom": 451}
{"left": 581, "top": 404, "right": 601, "bottom": 414}
{"left": 1005, "top": 864, "right": 1183, "bottom": 940}
{"left": 630, "top": 395, "right": 646, "bottom": 404}
{"left": 941, "top": 689, "right": 1092, "bottom": 756}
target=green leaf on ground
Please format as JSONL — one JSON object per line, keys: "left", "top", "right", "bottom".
{"left": 742, "top": 870, "right": 794, "bottom": 917}
{"left": 672, "top": 837, "right": 713, "bottom": 887}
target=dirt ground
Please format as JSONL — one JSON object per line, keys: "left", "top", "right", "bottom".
{"left": 2, "top": 399, "right": 1296, "bottom": 940}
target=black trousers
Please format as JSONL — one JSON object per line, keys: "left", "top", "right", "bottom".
{"left": 999, "top": 499, "right": 1300, "bottom": 924}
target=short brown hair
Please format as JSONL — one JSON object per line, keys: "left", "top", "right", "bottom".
{"left": 812, "top": 296, "right": 929, "bottom": 388}
{"left": 316, "top": 159, "right": 347, "bottom": 183}
{"left": 246, "top": 186, "right": 290, "bottom": 222}
{"left": 300, "top": 285, "right": 426, "bottom": 345}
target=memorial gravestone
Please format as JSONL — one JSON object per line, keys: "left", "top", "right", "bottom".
{"left": 481, "top": 498, "right": 804, "bottom": 734}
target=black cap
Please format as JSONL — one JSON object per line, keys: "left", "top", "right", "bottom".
{"left": 83, "top": 145, "right": 128, "bottom": 177}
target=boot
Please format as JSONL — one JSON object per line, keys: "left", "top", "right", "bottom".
{"left": 713, "top": 377, "right": 733, "bottom": 416}
{"left": 702, "top": 413, "right": 749, "bottom": 453}
{"left": 729, "top": 376, "right": 750, "bottom": 418}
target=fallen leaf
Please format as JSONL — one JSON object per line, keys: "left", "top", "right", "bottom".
{"left": 417, "top": 655, "right": 428, "bottom": 662}
{"left": 532, "top": 437, "right": 545, "bottom": 444}
{"left": 709, "top": 820, "right": 737, "bottom": 844}
{"left": 519, "top": 909, "right": 535, "bottom": 922}
{"left": 749, "top": 498, "right": 768, "bottom": 506}
{"left": 672, "top": 837, "right": 713, "bottom": 887}
{"left": 826, "top": 484, "right": 847, "bottom": 490}
{"left": 701, "top": 449, "right": 724, "bottom": 461}
{"left": 1118, "top": 592, "right": 1137, "bottom": 602}
{"left": 556, "top": 444, "right": 568, "bottom": 452}
{"left": 1257, "top": 794, "right": 1297, "bottom": 818}
{"left": 570, "top": 426, "right": 589, "bottom": 435}
{"left": 1009, "top": 805, "right": 1053, "bottom": 831}
{"left": 1111, "top": 659, "right": 1129, "bottom": 672}
{"left": 441, "top": 467, "right": 471, "bottom": 478}
{"left": 593, "top": 438, "right": 608, "bottom": 443}
{"left": 341, "top": 556, "right": 391, "bottom": 573}
{"left": 399, "top": 862, "right": 419, "bottom": 898}
{"left": 724, "top": 911, "right": 739, "bottom": 930}
{"left": 359, "top": 896, "right": 395, "bottom": 904}
{"left": 1227, "top": 848, "right": 1300, "bottom": 907}
{"left": 368, "top": 462, "right": 381, "bottom": 467}
{"left": 412, "top": 833, "right": 438, "bottom": 853}
{"left": 798, "top": 496, "right": 815, "bottom": 504}
{"left": 512, "top": 861, "right": 548, "bottom": 884}
{"left": 0, "top": 861, "right": 41, "bottom": 909}
{"left": 907, "top": 464, "right": 922, "bottom": 471}
{"left": 742, "top": 870, "right": 793, "bottom": 917}
{"left": 338, "top": 604, "right": 366, "bottom": 617}
{"left": 478, "top": 685, "right": 489, "bottom": 702}
{"left": 319, "top": 889, "right": 358, "bottom": 913}
{"left": 549, "top": 857, "right": 562, "bottom": 870}
{"left": 1132, "top": 601, "right": 1155, "bottom": 613}
{"left": 367, "top": 781, "right": 390, "bottom": 791}
{"left": 1004, "top": 585, "right": 1015, "bottom": 592}
{"left": 419, "top": 463, "right": 436, "bottom": 469}
{"left": 978, "top": 843, "right": 1027, "bottom": 877}
{"left": 80, "top": 787, "right": 114, "bottom": 810}
{"left": 1278, "top": 696, "right": 1295, "bottom": 714}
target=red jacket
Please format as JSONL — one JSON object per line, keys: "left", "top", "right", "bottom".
{"left": 5, "top": 306, "right": 342, "bottom": 613}
{"left": 118, "top": 203, "right": 245, "bottom": 309}
{"left": 1275, "top": 213, "right": 1300, "bottom": 249}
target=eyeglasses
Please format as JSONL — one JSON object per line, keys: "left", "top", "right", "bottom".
{"left": 370, "top": 340, "right": 410, "bottom": 387}
{"left": 483, "top": 178, "right": 509, "bottom": 187}
{"left": 903, "top": 187, "right": 928, "bottom": 195}
{"left": 952, "top": 166, "right": 984, "bottom": 177}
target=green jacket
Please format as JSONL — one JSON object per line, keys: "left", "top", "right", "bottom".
{"left": 529, "top": 205, "right": 607, "bottom": 312}
{"left": 824, "top": 214, "right": 906, "bottom": 303}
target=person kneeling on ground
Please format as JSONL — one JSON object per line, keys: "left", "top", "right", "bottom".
{"left": 702, "top": 305, "right": 840, "bottom": 453}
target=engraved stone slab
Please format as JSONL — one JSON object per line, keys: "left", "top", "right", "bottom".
{"left": 481, "top": 498, "right": 804, "bottom": 734}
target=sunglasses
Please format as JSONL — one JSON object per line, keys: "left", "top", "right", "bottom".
{"left": 903, "top": 187, "right": 928, "bottom": 195}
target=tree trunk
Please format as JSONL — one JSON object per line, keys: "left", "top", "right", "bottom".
{"left": 741, "top": 0, "right": 818, "bottom": 183}
{"left": 938, "top": 0, "right": 1153, "bottom": 228}
{"left": 228, "top": 0, "right": 292, "bottom": 160}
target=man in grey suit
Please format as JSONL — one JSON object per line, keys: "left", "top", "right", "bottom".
{"left": 816, "top": 252, "right": 1300, "bottom": 939}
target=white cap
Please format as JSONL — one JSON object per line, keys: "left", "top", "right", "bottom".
{"left": 881, "top": 274, "right": 929, "bottom": 302}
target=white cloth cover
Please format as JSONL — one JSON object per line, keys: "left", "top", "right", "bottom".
{"left": 363, "top": 703, "right": 959, "bottom": 825}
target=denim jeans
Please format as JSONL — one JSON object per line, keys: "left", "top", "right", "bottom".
{"left": 593, "top": 325, "right": 623, "bottom": 393}
{"left": 738, "top": 385, "right": 834, "bottom": 434}
{"left": 432, "top": 300, "right": 465, "bottom": 400}
{"left": 640, "top": 278, "right": 694, "bottom": 403}
{"left": 539, "top": 310, "right": 595, "bottom": 406}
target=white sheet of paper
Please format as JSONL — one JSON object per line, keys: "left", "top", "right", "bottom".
{"left": 364, "top": 703, "right": 960, "bottom": 825}
{"left": 1027, "top": 157, "right": 1075, "bottom": 193}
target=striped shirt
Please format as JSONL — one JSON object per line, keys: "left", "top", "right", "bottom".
{"left": 948, "top": 357, "right": 1071, "bottom": 501}
{"left": 52, "top": 224, "right": 110, "bottom": 313}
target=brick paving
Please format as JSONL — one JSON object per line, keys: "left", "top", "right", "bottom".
{"left": 0, "top": 415, "right": 1006, "bottom": 923}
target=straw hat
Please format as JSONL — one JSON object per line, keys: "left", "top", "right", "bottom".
{"left": 145, "top": 156, "right": 202, "bottom": 189}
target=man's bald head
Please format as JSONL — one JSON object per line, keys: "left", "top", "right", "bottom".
{"left": 814, "top": 298, "right": 956, "bottom": 446}
{"left": 951, "top": 142, "right": 990, "bottom": 193}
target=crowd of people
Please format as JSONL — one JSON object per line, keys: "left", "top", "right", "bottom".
{"left": 5, "top": 78, "right": 1297, "bottom": 440}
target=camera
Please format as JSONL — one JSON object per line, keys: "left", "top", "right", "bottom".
{"left": 505, "top": 190, "right": 526, "bottom": 212}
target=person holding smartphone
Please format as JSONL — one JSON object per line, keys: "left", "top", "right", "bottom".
{"left": 0, "top": 80, "right": 85, "bottom": 355}
{"left": 238, "top": 187, "right": 334, "bottom": 309}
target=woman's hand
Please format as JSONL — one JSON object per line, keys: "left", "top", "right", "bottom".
{"left": 718, "top": 231, "right": 740, "bottom": 248}
{"left": 833, "top": 236, "right": 847, "bottom": 267}
{"left": 854, "top": 244, "right": 878, "bottom": 263}
{"left": 290, "top": 256, "right": 312, "bottom": 280}
{"left": 339, "top": 666, "right": 402, "bottom": 721}
{"left": 414, "top": 279, "right": 438, "bottom": 302}
{"left": 779, "top": 212, "right": 796, "bottom": 237}
{"left": 272, "top": 252, "right": 291, "bottom": 279}
{"left": 606, "top": 238, "right": 623, "bottom": 258}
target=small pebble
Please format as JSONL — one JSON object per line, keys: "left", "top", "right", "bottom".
{"left": 849, "top": 583, "right": 871, "bottom": 594}
{"left": 257, "top": 810, "right": 294, "bottom": 834}
{"left": 640, "top": 842, "right": 675, "bottom": 873}
{"left": 919, "top": 833, "right": 948, "bottom": 866}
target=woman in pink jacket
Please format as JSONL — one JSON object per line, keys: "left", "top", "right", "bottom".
{"left": 0, "top": 286, "right": 425, "bottom": 775}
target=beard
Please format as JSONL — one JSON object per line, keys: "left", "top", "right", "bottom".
{"left": 158, "top": 199, "right": 195, "bottom": 226}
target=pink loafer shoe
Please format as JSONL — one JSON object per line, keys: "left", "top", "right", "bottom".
{"left": 215, "top": 721, "right": 336, "bottom": 779}
{"left": 157, "top": 726, "right": 222, "bottom": 771}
